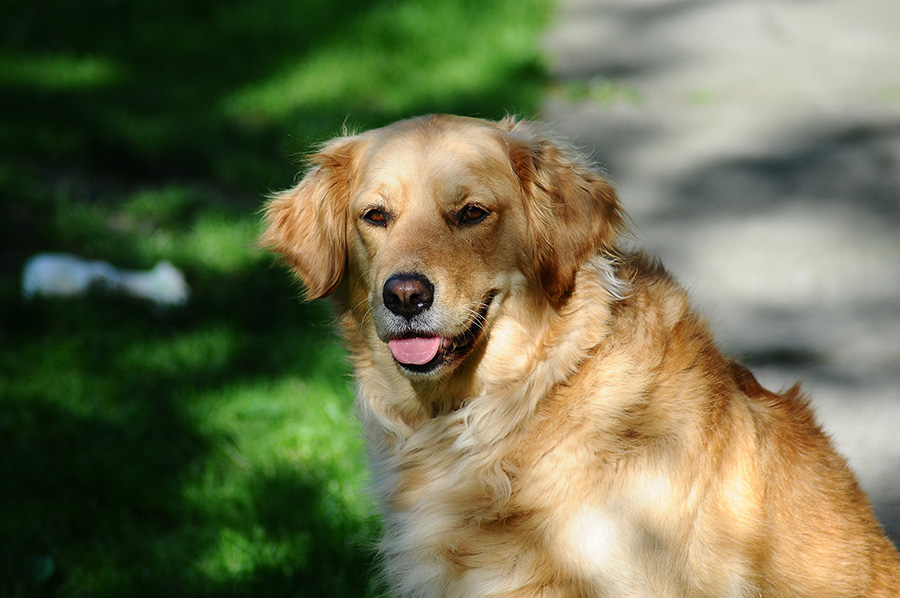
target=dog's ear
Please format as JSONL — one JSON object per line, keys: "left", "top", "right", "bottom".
{"left": 500, "top": 118, "right": 625, "bottom": 306}
{"left": 260, "top": 135, "right": 363, "bottom": 299}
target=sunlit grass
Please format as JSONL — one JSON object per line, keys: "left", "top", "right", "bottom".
{"left": 119, "top": 326, "right": 238, "bottom": 377}
{"left": 183, "top": 214, "right": 263, "bottom": 273}
{"left": 0, "top": 53, "right": 121, "bottom": 89}
{"left": 0, "top": 0, "right": 552, "bottom": 595}
{"left": 184, "top": 375, "right": 376, "bottom": 591}
{"left": 226, "top": 0, "right": 549, "bottom": 124}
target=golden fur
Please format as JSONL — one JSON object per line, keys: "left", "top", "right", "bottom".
{"left": 262, "top": 114, "right": 900, "bottom": 597}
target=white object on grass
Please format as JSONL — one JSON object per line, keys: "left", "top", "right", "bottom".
{"left": 22, "top": 253, "right": 189, "bottom": 307}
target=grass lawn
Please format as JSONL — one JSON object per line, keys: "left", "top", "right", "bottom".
{"left": 0, "top": 0, "right": 552, "bottom": 595}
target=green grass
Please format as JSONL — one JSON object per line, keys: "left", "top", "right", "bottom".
{"left": 0, "top": 0, "right": 552, "bottom": 595}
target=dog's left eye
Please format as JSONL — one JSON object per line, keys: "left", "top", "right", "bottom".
{"left": 363, "top": 208, "right": 389, "bottom": 227}
{"left": 457, "top": 204, "right": 489, "bottom": 226}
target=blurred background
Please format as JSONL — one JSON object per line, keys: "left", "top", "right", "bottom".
{"left": 1, "top": 0, "right": 897, "bottom": 595}
{"left": 542, "top": 0, "right": 900, "bottom": 551}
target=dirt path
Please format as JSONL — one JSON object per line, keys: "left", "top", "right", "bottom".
{"left": 542, "top": 0, "right": 900, "bottom": 540}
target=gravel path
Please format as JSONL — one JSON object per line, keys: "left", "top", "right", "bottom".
{"left": 542, "top": 0, "right": 900, "bottom": 541}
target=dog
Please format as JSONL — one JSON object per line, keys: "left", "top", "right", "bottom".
{"left": 262, "top": 115, "right": 900, "bottom": 597}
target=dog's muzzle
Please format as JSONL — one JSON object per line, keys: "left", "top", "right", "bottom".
{"left": 380, "top": 273, "right": 493, "bottom": 375}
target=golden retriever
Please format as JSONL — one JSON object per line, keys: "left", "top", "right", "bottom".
{"left": 262, "top": 114, "right": 900, "bottom": 597}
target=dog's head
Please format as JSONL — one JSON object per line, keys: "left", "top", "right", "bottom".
{"left": 262, "top": 115, "right": 623, "bottom": 379}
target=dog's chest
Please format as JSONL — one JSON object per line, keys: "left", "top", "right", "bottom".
{"left": 378, "top": 439, "right": 756, "bottom": 598}
{"left": 378, "top": 447, "right": 543, "bottom": 596}
{"left": 379, "top": 439, "right": 630, "bottom": 596}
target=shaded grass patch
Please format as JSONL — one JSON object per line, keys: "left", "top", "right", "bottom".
{"left": 0, "top": 0, "right": 552, "bottom": 595}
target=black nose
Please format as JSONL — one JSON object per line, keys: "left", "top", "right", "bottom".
{"left": 383, "top": 273, "right": 434, "bottom": 318}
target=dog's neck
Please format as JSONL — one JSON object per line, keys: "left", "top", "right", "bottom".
{"left": 455, "top": 255, "right": 623, "bottom": 446}
{"left": 339, "top": 255, "right": 625, "bottom": 454}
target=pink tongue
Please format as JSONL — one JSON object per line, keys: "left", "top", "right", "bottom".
{"left": 388, "top": 336, "right": 442, "bottom": 365}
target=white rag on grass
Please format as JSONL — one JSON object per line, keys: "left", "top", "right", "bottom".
{"left": 22, "top": 253, "right": 189, "bottom": 307}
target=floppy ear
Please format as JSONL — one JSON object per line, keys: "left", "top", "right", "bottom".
{"left": 501, "top": 118, "right": 625, "bottom": 306}
{"left": 260, "top": 136, "right": 362, "bottom": 299}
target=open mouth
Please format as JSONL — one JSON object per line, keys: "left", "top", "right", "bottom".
{"left": 387, "top": 294, "right": 494, "bottom": 375}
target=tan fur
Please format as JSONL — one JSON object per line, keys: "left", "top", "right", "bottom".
{"left": 262, "top": 114, "right": 900, "bottom": 597}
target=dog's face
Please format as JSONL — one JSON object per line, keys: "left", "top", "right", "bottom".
{"left": 349, "top": 122, "right": 527, "bottom": 377}
{"left": 263, "top": 115, "right": 623, "bottom": 380}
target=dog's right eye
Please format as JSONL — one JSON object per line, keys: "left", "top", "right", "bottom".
{"left": 362, "top": 208, "right": 389, "bottom": 227}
